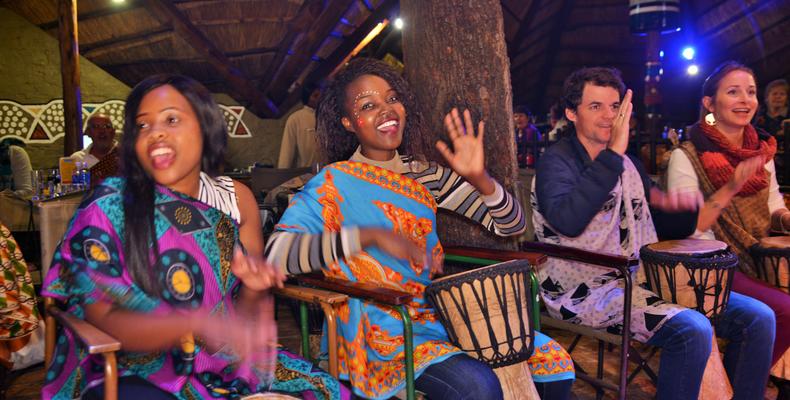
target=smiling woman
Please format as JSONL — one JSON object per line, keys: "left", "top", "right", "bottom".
{"left": 265, "top": 58, "right": 575, "bottom": 400}
{"left": 667, "top": 60, "right": 790, "bottom": 398}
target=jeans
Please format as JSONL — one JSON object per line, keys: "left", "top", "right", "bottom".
{"left": 647, "top": 292, "right": 775, "bottom": 400}
{"left": 415, "top": 354, "right": 503, "bottom": 400}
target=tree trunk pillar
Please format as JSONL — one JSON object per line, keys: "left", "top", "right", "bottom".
{"left": 401, "top": 0, "right": 519, "bottom": 250}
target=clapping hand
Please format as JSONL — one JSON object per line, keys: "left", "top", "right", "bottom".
{"left": 649, "top": 188, "right": 703, "bottom": 212}
{"left": 231, "top": 247, "right": 285, "bottom": 292}
{"left": 726, "top": 156, "right": 764, "bottom": 194}
{"left": 608, "top": 89, "right": 633, "bottom": 155}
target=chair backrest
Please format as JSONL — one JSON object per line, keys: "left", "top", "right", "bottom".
{"left": 251, "top": 167, "right": 312, "bottom": 202}
{"left": 38, "top": 196, "right": 81, "bottom": 278}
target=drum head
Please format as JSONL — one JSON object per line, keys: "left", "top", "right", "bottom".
{"left": 432, "top": 261, "right": 508, "bottom": 283}
{"left": 241, "top": 394, "right": 300, "bottom": 399}
{"left": 758, "top": 236, "right": 790, "bottom": 249}
{"left": 647, "top": 239, "right": 727, "bottom": 255}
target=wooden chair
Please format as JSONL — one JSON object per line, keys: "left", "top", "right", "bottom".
{"left": 293, "top": 272, "right": 418, "bottom": 400}
{"left": 444, "top": 243, "right": 655, "bottom": 400}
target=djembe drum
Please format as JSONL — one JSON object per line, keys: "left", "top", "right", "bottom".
{"left": 425, "top": 260, "right": 539, "bottom": 400}
{"left": 640, "top": 239, "right": 738, "bottom": 322}
{"left": 641, "top": 239, "right": 739, "bottom": 399}
{"left": 749, "top": 236, "right": 790, "bottom": 293}
{"left": 241, "top": 394, "right": 299, "bottom": 399}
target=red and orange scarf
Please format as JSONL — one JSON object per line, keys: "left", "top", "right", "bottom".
{"left": 690, "top": 121, "right": 777, "bottom": 196}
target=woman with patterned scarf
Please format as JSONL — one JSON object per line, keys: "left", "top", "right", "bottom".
{"left": 667, "top": 61, "right": 790, "bottom": 398}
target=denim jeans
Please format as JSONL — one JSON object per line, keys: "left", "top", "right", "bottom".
{"left": 647, "top": 292, "right": 775, "bottom": 400}
{"left": 414, "top": 353, "right": 573, "bottom": 400}
{"left": 415, "top": 354, "right": 503, "bottom": 400}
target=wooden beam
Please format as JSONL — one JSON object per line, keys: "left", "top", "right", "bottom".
{"left": 143, "top": 0, "right": 278, "bottom": 117}
{"left": 255, "top": 0, "right": 325, "bottom": 95}
{"left": 271, "top": 0, "right": 399, "bottom": 118}
{"left": 82, "top": 27, "right": 173, "bottom": 56}
{"left": 264, "top": 0, "right": 356, "bottom": 105}
{"left": 529, "top": 0, "right": 576, "bottom": 109}
{"left": 57, "top": 0, "right": 82, "bottom": 157}
{"left": 304, "top": 0, "right": 398, "bottom": 88}
{"left": 507, "top": 0, "right": 542, "bottom": 57}
{"left": 40, "top": 2, "right": 141, "bottom": 31}
{"left": 192, "top": 17, "right": 296, "bottom": 27}
{"left": 700, "top": 0, "right": 772, "bottom": 40}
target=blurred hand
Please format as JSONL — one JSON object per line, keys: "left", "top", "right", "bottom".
{"left": 726, "top": 156, "right": 763, "bottom": 193}
{"left": 231, "top": 247, "right": 285, "bottom": 292}
{"left": 650, "top": 188, "right": 703, "bottom": 212}
{"left": 608, "top": 89, "right": 633, "bottom": 155}
{"left": 196, "top": 294, "right": 277, "bottom": 366}
{"left": 361, "top": 228, "right": 431, "bottom": 273}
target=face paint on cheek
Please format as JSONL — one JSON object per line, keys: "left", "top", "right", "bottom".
{"left": 357, "top": 117, "right": 365, "bottom": 127}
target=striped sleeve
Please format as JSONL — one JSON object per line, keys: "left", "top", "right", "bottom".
{"left": 410, "top": 163, "right": 526, "bottom": 236}
{"left": 264, "top": 226, "right": 362, "bottom": 275}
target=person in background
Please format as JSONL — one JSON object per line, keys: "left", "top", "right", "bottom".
{"left": 0, "top": 221, "right": 40, "bottom": 372}
{"left": 546, "top": 102, "right": 569, "bottom": 142}
{"left": 71, "top": 114, "right": 118, "bottom": 168}
{"left": 755, "top": 79, "right": 789, "bottom": 136}
{"left": 514, "top": 105, "right": 541, "bottom": 168}
{"left": 667, "top": 61, "right": 790, "bottom": 399}
{"left": 72, "top": 114, "right": 120, "bottom": 184}
{"left": 277, "top": 84, "right": 322, "bottom": 168}
{"left": 0, "top": 138, "right": 32, "bottom": 198}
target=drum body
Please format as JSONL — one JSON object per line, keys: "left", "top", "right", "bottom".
{"left": 426, "top": 260, "right": 541, "bottom": 399}
{"left": 640, "top": 239, "right": 738, "bottom": 322}
{"left": 750, "top": 236, "right": 790, "bottom": 293}
{"left": 425, "top": 259, "right": 534, "bottom": 368}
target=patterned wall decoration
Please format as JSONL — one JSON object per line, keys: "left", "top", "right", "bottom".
{"left": 0, "top": 100, "right": 252, "bottom": 143}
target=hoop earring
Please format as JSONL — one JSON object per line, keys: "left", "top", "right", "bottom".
{"left": 704, "top": 113, "right": 717, "bottom": 126}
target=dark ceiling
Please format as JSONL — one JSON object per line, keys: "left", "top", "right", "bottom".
{"left": 2, "top": 0, "right": 788, "bottom": 123}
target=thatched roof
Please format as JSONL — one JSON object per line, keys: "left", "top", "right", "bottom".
{"left": 3, "top": 0, "right": 788, "bottom": 120}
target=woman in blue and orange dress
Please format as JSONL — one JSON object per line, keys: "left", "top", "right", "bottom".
{"left": 265, "top": 58, "right": 575, "bottom": 400}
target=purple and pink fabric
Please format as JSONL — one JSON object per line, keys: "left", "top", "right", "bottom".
{"left": 42, "top": 177, "right": 349, "bottom": 400}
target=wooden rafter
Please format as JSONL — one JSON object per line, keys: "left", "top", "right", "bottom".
{"left": 82, "top": 27, "right": 174, "bottom": 56}
{"left": 142, "top": 0, "right": 277, "bottom": 117}
{"left": 700, "top": 0, "right": 774, "bottom": 40}
{"left": 255, "top": 0, "right": 325, "bottom": 97}
{"left": 507, "top": 0, "right": 541, "bottom": 54}
{"left": 263, "top": 0, "right": 356, "bottom": 105}
{"left": 305, "top": 0, "right": 398, "bottom": 88}
{"left": 265, "top": 0, "right": 399, "bottom": 117}
{"left": 530, "top": 0, "right": 576, "bottom": 109}
{"left": 39, "top": 2, "right": 141, "bottom": 30}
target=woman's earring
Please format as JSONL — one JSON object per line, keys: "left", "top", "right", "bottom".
{"left": 704, "top": 113, "right": 717, "bottom": 126}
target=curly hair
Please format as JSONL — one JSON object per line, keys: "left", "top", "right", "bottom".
{"left": 316, "top": 58, "right": 424, "bottom": 163}
{"left": 120, "top": 73, "right": 227, "bottom": 295}
{"left": 561, "top": 67, "right": 625, "bottom": 112}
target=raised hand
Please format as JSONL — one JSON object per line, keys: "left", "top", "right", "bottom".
{"left": 436, "top": 108, "right": 487, "bottom": 181}
{"left": 231, "top": 247, "right": 285, "bottom": 292}
{"left": 608, "top": 89, "right": 633, "bottom": 155}
{"left": 727, "top": 156, "right": 764, "bottom": 193}
{"left": 436, "top": 108, "right": 495, "bottom": 194}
